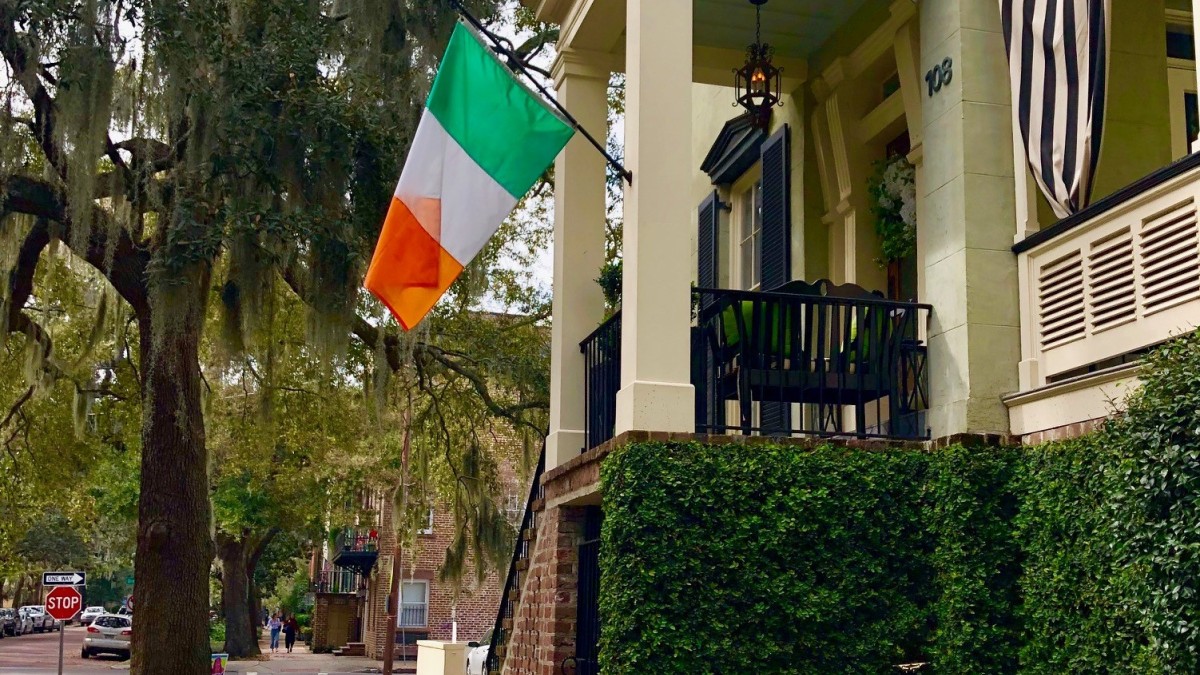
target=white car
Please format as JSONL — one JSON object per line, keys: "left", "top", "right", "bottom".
{"left": 79, "top": 606, "right": 105, "bottom": 626}
{"left": 83, "top": 614, "right": 132, "bottom": 660}
{"left": 466, "top": 629, "right": 493, "bottom": 675}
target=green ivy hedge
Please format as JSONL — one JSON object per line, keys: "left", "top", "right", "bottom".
{"left": 597, "top": 330, "right": 1200, "bottom": 674}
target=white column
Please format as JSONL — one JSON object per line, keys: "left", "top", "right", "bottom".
{"left": 1011, "top": 121, "right": 1040, "bottom": 242}
{"left": 547, "top": 52, "right": 609, "bottom": 469}
{"left": 615, "top": 0, "right": 695, "bottom": 435}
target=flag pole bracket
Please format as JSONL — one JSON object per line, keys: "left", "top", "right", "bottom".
{"left": 449, "top": 0, "right": 633, "bottom": 185}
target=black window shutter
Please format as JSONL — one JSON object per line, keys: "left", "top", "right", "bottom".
{"left": 697, "top": 190, "right": 720, "bottom": 307}
{"left": 760, "top": 124, "right": 791, "bottom": 290}
{"left": 759, "top": 125, "right": 791, "bottom": 435}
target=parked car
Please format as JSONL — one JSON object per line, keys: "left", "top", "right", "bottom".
{"left": 0, "top": 608, "right": 14, "bottom": 637}
{"left": 466, "top": 628, "right": 493, "bottom": 675}
{"left": 82, "top": 615, "right": 131, "bottom": 660}
{"left": 116, "top": 606, "right": 133, "bottom": 617}
{"left": 12, "top": 608, "right": 35, "bottom": 635}
{"left": 79, "top": 606, "right": 105, "bottom": 627}
{"left": 19, "top": 606, "right": 56, "bottom": 633}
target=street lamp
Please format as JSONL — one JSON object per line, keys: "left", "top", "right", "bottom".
{"left": 733, "top": 0, "right": 783, "bottom": 128}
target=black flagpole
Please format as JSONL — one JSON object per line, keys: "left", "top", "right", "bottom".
{"left": 448, "top": 0, "right": 633, "bottom": 185}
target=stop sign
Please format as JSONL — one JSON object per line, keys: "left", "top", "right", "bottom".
{"left": 45, "top": 586, "right": 82, "bottom": 621}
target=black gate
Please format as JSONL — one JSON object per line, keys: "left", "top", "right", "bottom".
{"left": 570, "top": 507, "right": 603, "bottom": 675}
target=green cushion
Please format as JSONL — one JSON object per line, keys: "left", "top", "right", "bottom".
{"left": 721, "top": 301, "right": 793, "bottom": 354}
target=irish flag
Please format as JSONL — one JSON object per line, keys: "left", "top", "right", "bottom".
{"left": 365, "top": 22, "right": 575, "bottom": 330}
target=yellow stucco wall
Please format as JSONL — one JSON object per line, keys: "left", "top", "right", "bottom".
{"left": 1092, "top": 0, "right": 1172, "bottom": 201}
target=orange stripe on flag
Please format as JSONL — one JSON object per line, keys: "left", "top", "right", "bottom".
{"left": 364, "top": 197, "right": 464, "bottom": 330}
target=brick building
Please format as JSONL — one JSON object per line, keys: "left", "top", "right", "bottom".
{"left": 310, "top": 445, "right": 527, "bottom": 660}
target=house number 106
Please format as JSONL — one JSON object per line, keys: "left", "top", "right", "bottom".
{"left": 925, "top": 57, "right": 953, "bottom": 97}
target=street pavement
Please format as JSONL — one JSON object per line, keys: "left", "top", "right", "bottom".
{"left": 0, "top": 625, "right": 396, "bottom": 675}
{"left": 0, "top": 625, "right": 126, "bottom": 674}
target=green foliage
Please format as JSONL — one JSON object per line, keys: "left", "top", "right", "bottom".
{"left": 925, "top": 446, "right": 1023, "bottom": 673}
{"left": 600, "top": 442, "right": 933, "bottom": 674}
{"left": 1014, "top": 436, "right": 1148, "bottom": 673}
{"left": 1106, "top": 329, "right": 1200, "bottom": 671}
{"left": 209, "top": 620, "right": 226, "bottom": 645}
{"left": 599, "top": 333, "right": 1200, "bottom": 675}
{"left": 595, "top": 259, "right": 621, "bottom": 311}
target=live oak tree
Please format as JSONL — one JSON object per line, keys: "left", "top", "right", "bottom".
{"left": 0, "top": 0, "right": 546, "bottom": 672}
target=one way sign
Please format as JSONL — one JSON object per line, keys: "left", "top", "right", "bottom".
{"left": 43, "top": 571, "right": 85, "bottom": 586}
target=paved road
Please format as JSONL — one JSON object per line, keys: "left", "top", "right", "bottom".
{"left": 0, "top": 624, "right": 128, "bottom": 674}
{"left": 0, "top": 626, "right": 387, "bottom": 675}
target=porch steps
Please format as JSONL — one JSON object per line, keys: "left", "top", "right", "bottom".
{"left": 486, "top": 447, "right": 547, "bottom": 675}
{"left": 332, "top": 641, "right": 365, "bottom": 657}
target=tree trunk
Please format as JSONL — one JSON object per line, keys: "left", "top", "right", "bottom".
{"left": 217, "top": 535, "right": 258, "bottom": 658}
{"left": 245, "top": 528, "right": 277, "bottom": 641}
{"left": 11, "top": 575, "right": 24, "bottom": 609}
{"left": 130, "top": 275, "right": 212, "bottom": 675}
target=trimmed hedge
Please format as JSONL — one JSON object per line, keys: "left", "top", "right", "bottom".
{"left": 597, "top": 330, "right": 1200, "bottom": 674}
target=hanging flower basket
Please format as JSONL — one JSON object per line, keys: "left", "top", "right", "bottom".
{"left": 868, "top": 155, "right": 917, "bottom": 264}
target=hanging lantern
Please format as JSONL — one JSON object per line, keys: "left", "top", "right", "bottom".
{"left": 733, "top": 0, "right": 783, "bottom": 128}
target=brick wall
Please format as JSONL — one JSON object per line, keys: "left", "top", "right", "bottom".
{"left": 358, "top": 436, "right": 526, "bottom": 660}
{"left": 501, "top": 503, "right": 587, "bottom": 675}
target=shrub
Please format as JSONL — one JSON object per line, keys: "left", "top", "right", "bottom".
{"left": 600, "top": 442, "right": 933, "bottom": 674}
{"left": 597, "top": 330, "right": 1200, "bottom": 673}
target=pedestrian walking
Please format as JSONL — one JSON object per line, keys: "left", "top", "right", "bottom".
{"left": 283, "top": 614, "right": 299, "bottom": 653}
{"left": 268, "top": 613, "right": 282, "bottom": 652}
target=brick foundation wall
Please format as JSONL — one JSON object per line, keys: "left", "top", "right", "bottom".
{"left": 1019, "top": 417, "right": 1106, "bottom": 446}
{"left": 501, "top": 503, "right": 586, "bottom": 675}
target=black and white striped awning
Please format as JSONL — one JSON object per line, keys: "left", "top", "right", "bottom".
{"left": 1001, "top": 0, "right": 1112, "bottom": 219}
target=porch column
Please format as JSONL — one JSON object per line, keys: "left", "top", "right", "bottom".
{"left": 920, "top": 0, "right": 1021, "bottom": 436}
{"left": 615, "top": 0, "right": 695, "bottom": 435}
{"left": 547, "top": 51, "right": 609, "bottom": 469}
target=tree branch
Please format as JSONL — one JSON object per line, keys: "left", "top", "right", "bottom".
{"left": 0, "top": 3, "right": 65, "bottom": 179}
{"left": 2, "top": 174, "right": 150, "bottom": 315}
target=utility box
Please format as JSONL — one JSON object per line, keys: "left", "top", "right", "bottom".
{"left": 416, "top": 640, "right": 468, "bottom": 675}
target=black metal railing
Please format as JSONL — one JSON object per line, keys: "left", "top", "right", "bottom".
{"left": 334, "top": 528, "right": 379, "bottom": 553}
{"left": 313, "top": 569, "right": 362, "bottom": 594}
{"left": 580, "top": 311, "right": 621, "bottom": 451}
{"left": 485, "top": 446, "right": 547, "bottom": 674}
{"left": 693, "top": 286, "right": 931, "bottom": 440}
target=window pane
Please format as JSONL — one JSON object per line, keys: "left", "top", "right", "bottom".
{"left": 1168, "top": 30, "right": 1196, "bottom": 61}
{"left": 401, "top": 581, "right": 425, "bottom": 603}
{"left": 740, "top": 235, "right": 754, "bottom": 289}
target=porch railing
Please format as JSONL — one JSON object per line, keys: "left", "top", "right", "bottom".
{"left": 1015, "top": 155, "right": 1200, "bottom": 388}
{"left": 693, "top": 287, "right": 930, "bottom": 440}
{"left": 313, "top": 569, "right": 361, "bottom": 594}
{"left": 577, "top": 287, "right": 931, "bottom": 448}
{"left": 580, "top": 311, "right": 621, "bottom": 451}
{"left": 485, "top": 445, "right": 546, "bottom": 674}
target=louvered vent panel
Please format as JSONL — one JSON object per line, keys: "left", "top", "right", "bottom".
{"left": 1087, "top": 228, "right": 1137, "bottom": 333}
{"left": 1139, "top": 198, "right": 1200, "bottom": 315}
{"left": 1038, "top": 252, "right": 1085, "bottom": 350}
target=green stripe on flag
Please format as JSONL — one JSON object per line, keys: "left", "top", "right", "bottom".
{"left": 426, "top": 23, "right": 575, "bottom": 199}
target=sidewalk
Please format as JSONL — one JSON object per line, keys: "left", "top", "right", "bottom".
{"left": 224, "top": 636, "right": 390, "bottom": 674}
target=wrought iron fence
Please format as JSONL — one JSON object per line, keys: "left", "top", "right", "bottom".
{"left": 570, "top": 508, "right": 603, "bottom": 675}
{"left": 334, "top": 528, "right": 378, "bottom": 553}
{"left": 692, "top": 287, "right": 931, "bottom": 440}
{"left": 580, "top": 311, "right": 621, "bottom": 451}
{"left": 313, "top": 569, "right": 361, "bottom": 594}
{"left": 485, "top": 446, "right": 546, "bottom": 674}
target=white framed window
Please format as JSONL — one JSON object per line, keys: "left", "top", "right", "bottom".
{"left": 397, "top": 580, "right": 429, "bottom": 628}
{"left": 731, "top": 168, "right": 764, "bottom": 291}
{"left": 416, "top": 508, "right": 434, "bottom": 535}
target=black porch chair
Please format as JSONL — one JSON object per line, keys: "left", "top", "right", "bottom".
{"left": 700, "top": 280, "right": 915, "bottom": 437}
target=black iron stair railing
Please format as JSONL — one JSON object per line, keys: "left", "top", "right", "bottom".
{"left": 485, "top": 445, "right": 546, "bottom": 674}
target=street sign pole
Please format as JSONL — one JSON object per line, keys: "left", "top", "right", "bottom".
{"left": 44, "top": 584, "right": 82, "bottom": 675}
{"left": 57, "top": 624, "right": 64, "bottom": 675}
